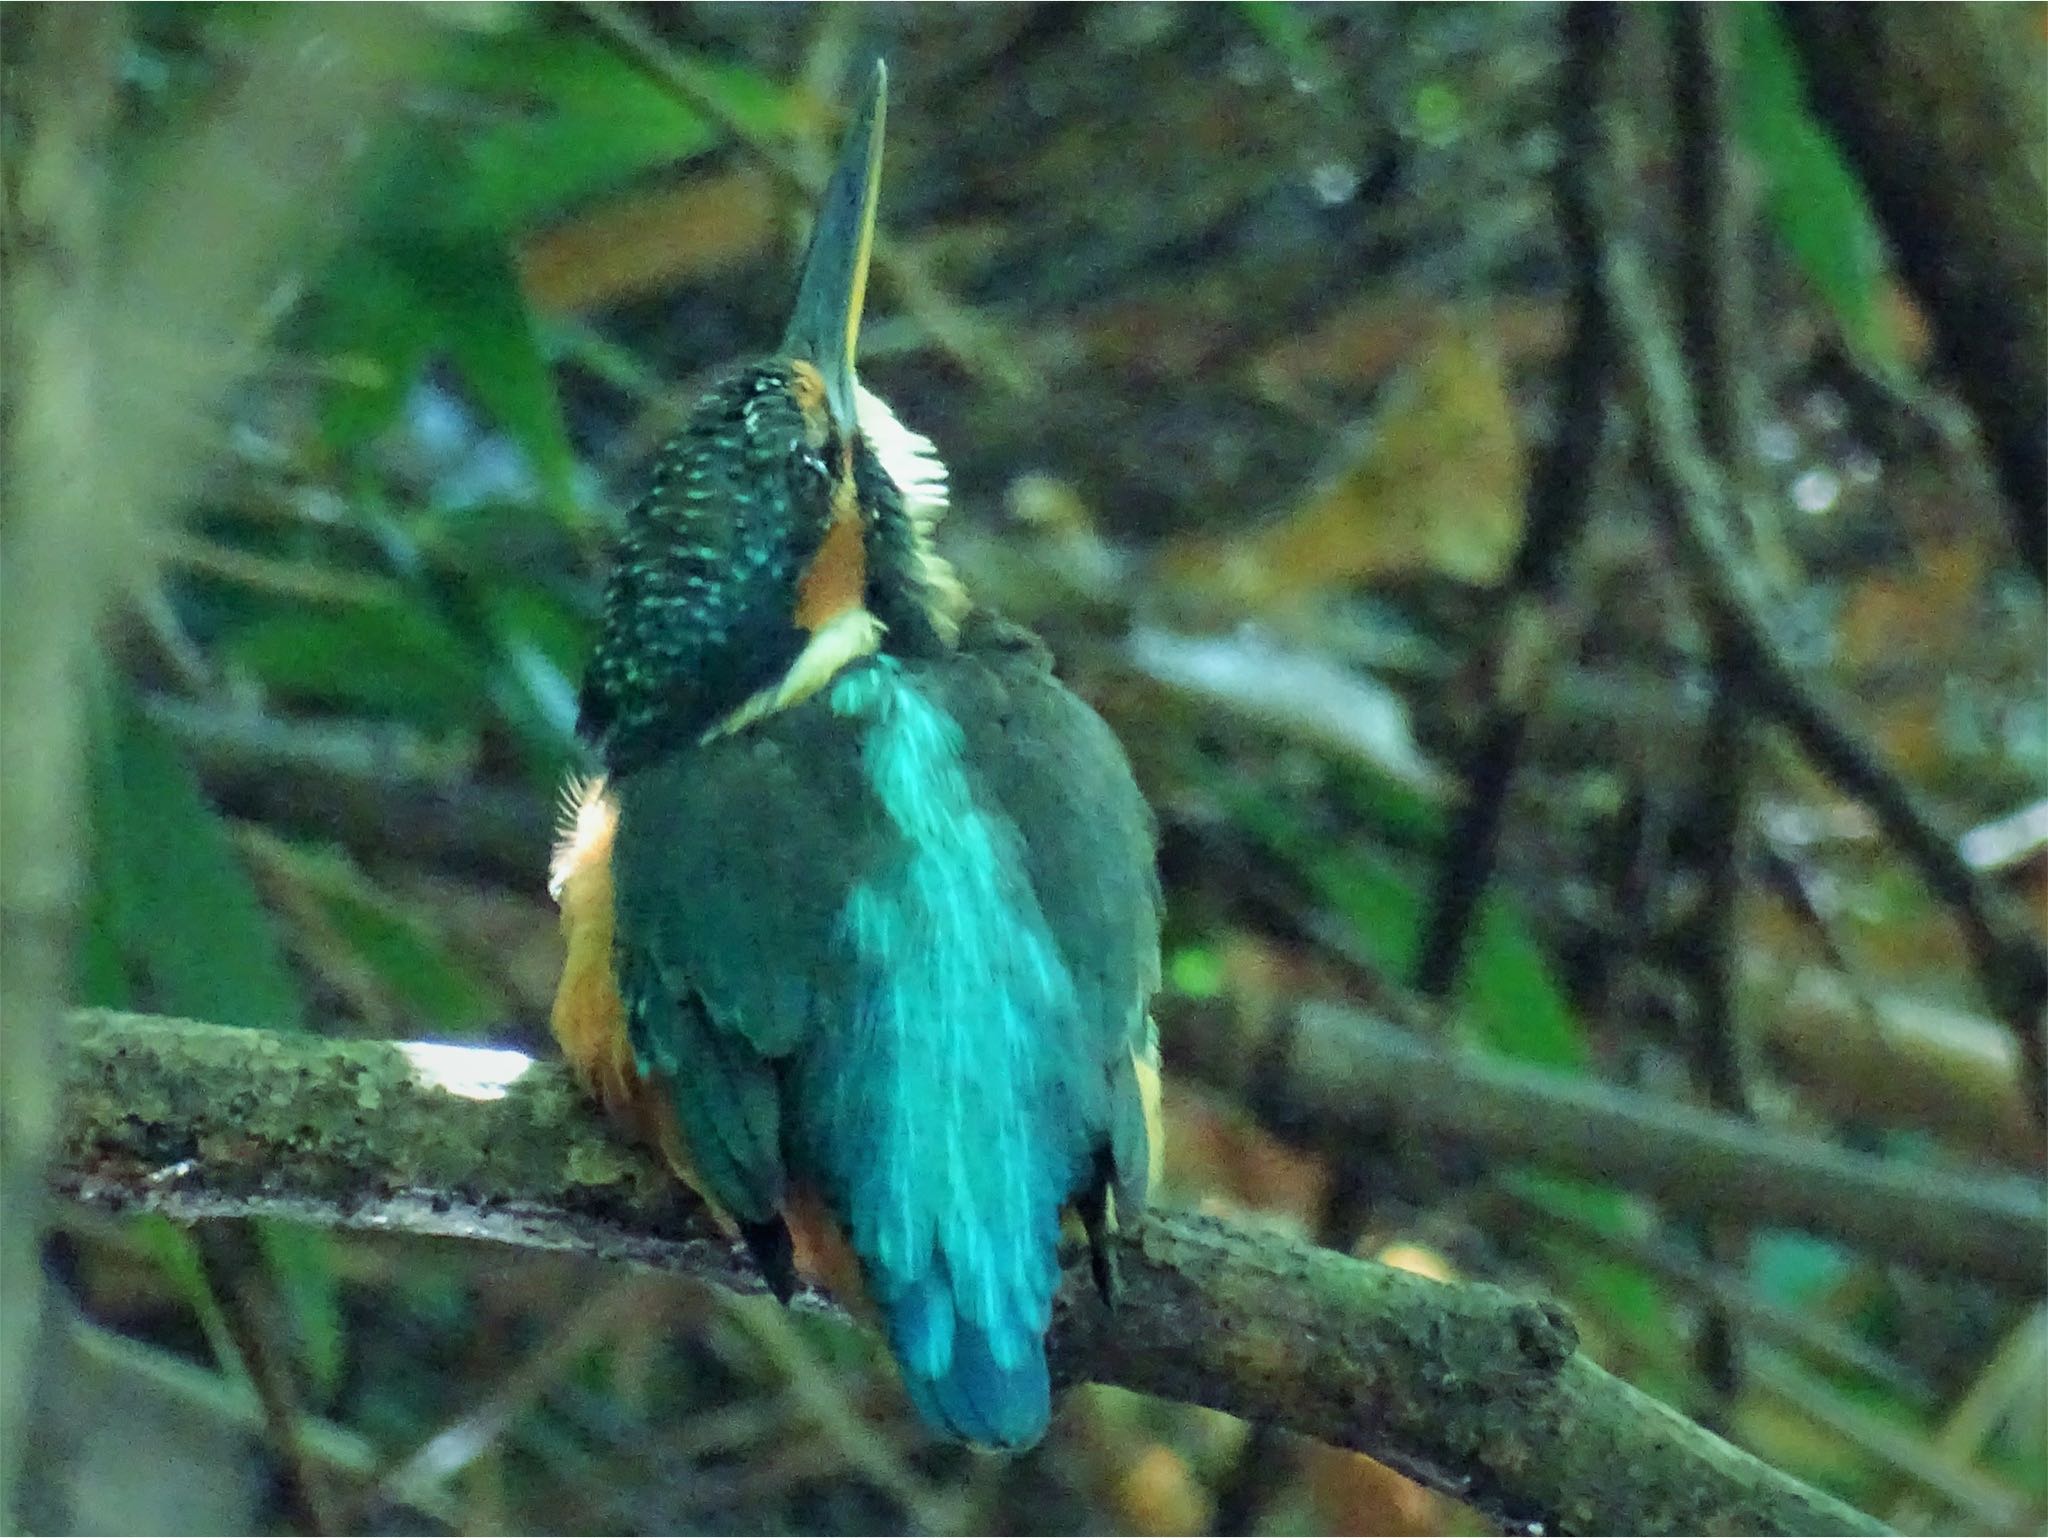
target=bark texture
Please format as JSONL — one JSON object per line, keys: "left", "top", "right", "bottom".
{"left": 53, "top": 1012, "right": 1886, "bottom": 1536}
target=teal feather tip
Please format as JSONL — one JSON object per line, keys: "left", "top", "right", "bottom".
{"left": 802, "top": 659, "right": 1085, "bottom": 1448}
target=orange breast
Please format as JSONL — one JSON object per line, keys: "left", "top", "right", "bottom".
{"left": 549, "top": 781, "right": 633, "bottom": 1113}
{"left": 549, "top": 780, "right": 700, "bottom": 1184}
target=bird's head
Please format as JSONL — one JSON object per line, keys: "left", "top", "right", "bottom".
{"left": 580, "top": 63, "right": 965, "bottom": 767}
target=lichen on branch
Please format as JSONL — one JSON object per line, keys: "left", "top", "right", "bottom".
{"left": 53, "top": 1012, "right": 1885, "bottom": 1536}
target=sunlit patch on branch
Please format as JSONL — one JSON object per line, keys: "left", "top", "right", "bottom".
{"left": 397, "top": 1041, "right": 536, "bottom": 1103}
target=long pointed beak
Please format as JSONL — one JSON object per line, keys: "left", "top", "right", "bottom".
{"left": 782, "top": 60, "right": 886, "bottom": 433}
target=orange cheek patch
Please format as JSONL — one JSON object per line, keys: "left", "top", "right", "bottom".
{"left": 788, "top": 358, "right": 826, "bottom": 414}
{"left": 793, "top": 498, "right": 868, "bottom": 633}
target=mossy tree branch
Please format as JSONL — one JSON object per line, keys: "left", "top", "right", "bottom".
{"left": 1171, "top": 999, "right": 2047, "bottom": 1291}
{"left": 54, "top": 1012, "right": 1884, "bottom": 1536}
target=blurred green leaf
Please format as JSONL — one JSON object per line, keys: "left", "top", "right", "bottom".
{"left": 1231, "top": 785, "right": 1588, "bottom": 1070}
{"left": 1234, "top": 2, "right": 1331, "bottom": 87}
{"left": 77, "top": 846, "right": 133, "bottom": 1011}
{"left": 314, "top": 238, "right": 577, "bottom": 508}
{"left": 257, "top": 837, "right": 499, "bottom": 1033}
{"left": 1409, "top": 81, "right": 1465, "bottom": 147}
{"left": 1752, "top": 1231, "right": 1856, "bottom": 1309}
{"left": 1335, "top": 761, "right": 1447, "bottom": 850}
{"left": 257, "top": 1223, "right": 347, "bottom": 1399}
{"left": 1168, "top": 944, "right": 1229, "bottom": 1000}
{"left": 444, "top": 31, "right": 727, "bottom": 233}
{"left": 1468, "top": 896, "right": 1587, "bottom": 1071}
{"left": 310, "top": 23, "right": 793, "bottom": 511}
{"left": 1734, "top": 4, "right": 1905, "bottom": 375}
{"left": 423, "top": 239, "right": 579, "bottom": 506}
{"left": 313, "top": 245, "right": 438, "bottom": 455}
{"left": 372, "top": 27, "right": 785, "bottom": 240}
{"left": 451, "top": 575, "right": 584, "bottom": 773}
{"left": 1515, "top": 1175, "right": 1690, "bottom": 1400}
{"left": 227, "top": 601, "right": 486, "bottom": 731}
{"left": 130, "top": 1215, "right": 250, "bottom": 1392}
{"left": 89, "top": 682, "right": 305, "bottom": 1033}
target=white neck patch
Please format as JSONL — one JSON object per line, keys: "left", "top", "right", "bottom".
{"left": 856, "top": 384, "right": 949, "bottom": 523}
{"left": 855, "top": 384, "right": 967, "bottom": 641}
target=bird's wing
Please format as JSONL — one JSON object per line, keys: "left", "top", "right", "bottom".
{"left": 611, "top": 630, "right": 1162, "bottom": 1230}
{"left": 912, "top": 630, "right": 1164, "bottom": 1211}
{"left": 608, "top": 705, "right": 888, "bottom": 1225}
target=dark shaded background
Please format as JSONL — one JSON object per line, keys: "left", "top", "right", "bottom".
{"left": 6, "top": 4, "right": 2043, "bottom": 1533}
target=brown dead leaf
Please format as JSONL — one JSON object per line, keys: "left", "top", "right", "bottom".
{"left": 1872, "top": 695, "right": 1944, "bottom": 778}
{"left": 1254, "top": 291, "right": 1566, "bottom": 394}
{"left": 1879, "top": 277, "right": 1933, "bottom": 368}
{"left": 1118, "top": 1444, "right": 1215, "bottom": 1536}
{"left": 1162, "top": 319, "right": 1526, "bottom": 606}
{"left": 1762, "top": 966, "right": 2043, "bottom": 1168}
{"left": 1167, "top": 1086, "right": 1328, "bottom": 1227}
{"left": 1303, "top": 1443, "right": 1446, "bottom": 1537}
{"left": 1837, "top": 534, "right": 1985, "bottom": 670}
{"left": 520, "top": 169, "right": 776, "bottom": 314}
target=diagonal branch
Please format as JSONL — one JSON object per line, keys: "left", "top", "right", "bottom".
{"left": 1774, "top": 4, "right": 2047, "bottom": 580}
{"left": 1596, "top": 203, "right": 2048, "bottom": 1110}
{"left": 1171, "top": 1001, "right": 2048, "bottom": 1291}
{"left": 577, "top": 1, "right": 1038, "bottom": 400}
{"left": 53, "top": 1012, "right": 1884, "bottom": 1537}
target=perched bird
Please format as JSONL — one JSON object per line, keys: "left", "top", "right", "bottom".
{"left": 548, "top": 63, "right": 1162, "bottom": 1451}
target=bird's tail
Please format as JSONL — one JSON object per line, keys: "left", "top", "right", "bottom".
{"left": 883, "top": 1260, "right": 1051, "bottom": 1450}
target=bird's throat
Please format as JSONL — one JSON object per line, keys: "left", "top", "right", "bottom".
{"left": 793, "top": 494, "right": 867, "bottom": 633}
{"left": 702, "top": 605, "right": 884, "bottom": 743}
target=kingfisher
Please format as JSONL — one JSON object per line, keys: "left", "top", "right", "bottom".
{"left": 547, "top": 63, "right": 1162, "bottom": 1450}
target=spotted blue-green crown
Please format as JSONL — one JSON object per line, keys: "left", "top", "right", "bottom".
{"left": 580, "top": 60, "right": 969, "bottom": 771}
{"left": 579, "top": 372, "right": 967, "bottom": 772}
{"left": 577, "top": 365, "right": 838, "bottom": 768}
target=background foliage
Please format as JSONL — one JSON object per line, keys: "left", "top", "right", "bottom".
{"left": 13, "top": 4, "right": 2045, "bottom": 1534}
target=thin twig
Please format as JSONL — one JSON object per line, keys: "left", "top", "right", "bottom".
{"left": 1596, "top": 185, "right": 2048, "bottom": 1112}
{"left": 1411, "top": 0, "right": 1614, "bottom": 1001}
{"left": 196, "top": 1228, "right": 345, "bottom": 1535}
{"left": 1669, "top": 1, "right": 1760, "bottom": 1411}
{"left": 575, "top": 2, "right": 1038, "bottom": 399}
